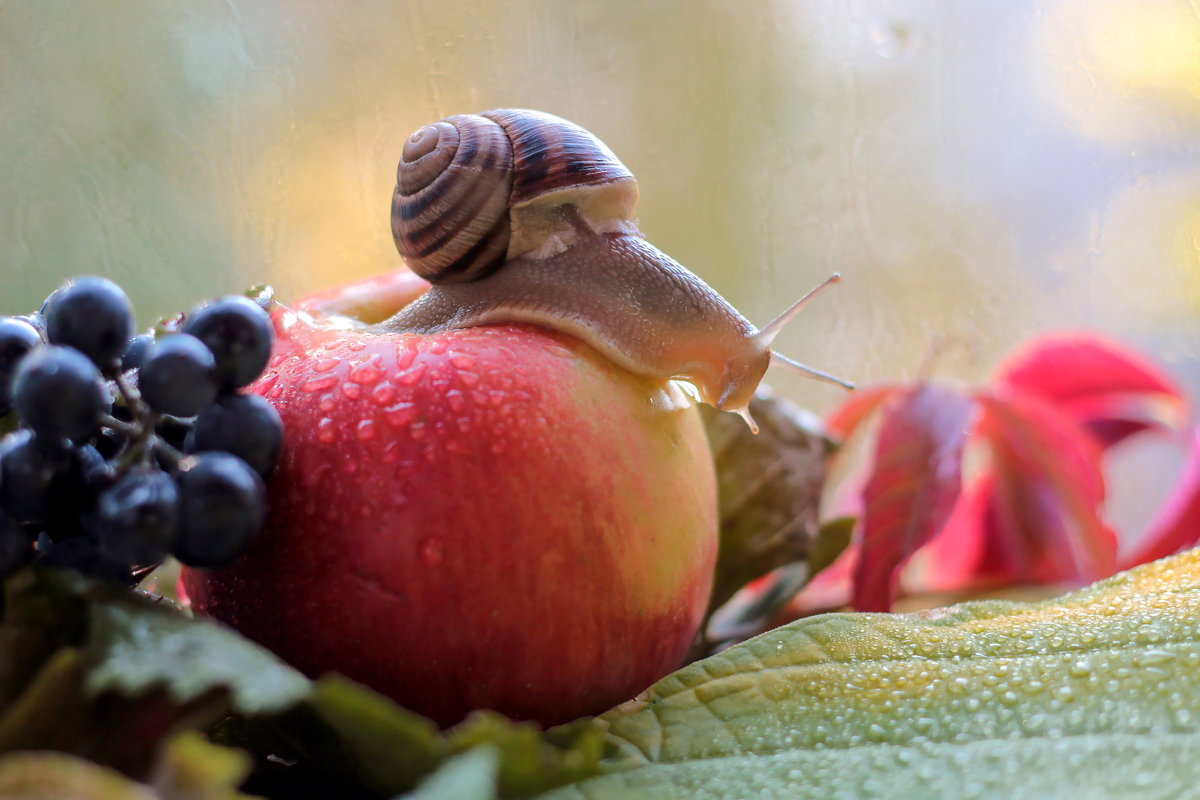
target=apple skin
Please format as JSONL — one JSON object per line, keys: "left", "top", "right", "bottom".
{"left": 180, "top": 304, "right": 718, "bottom": 727}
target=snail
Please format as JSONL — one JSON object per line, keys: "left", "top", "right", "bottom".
{"left": 383, "top": 108, "right": 851, "bottom": 432}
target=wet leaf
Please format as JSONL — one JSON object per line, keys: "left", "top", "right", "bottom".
{"left": 224, "top": 675, "right": 605, "bottom": 799}
{"left": 398, "top": 747, "right": 499, "bottom": 800}
{"left": 543, "top": 548, "right": 1200, "bottom": 799}
{"left": 853, "top": 384, "right": 973, "bottom": 611}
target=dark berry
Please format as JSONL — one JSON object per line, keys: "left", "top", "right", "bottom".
{"left": 173, "top": 453, "right": 265, "bottom": 568}
{"left": 0, "top": 511, "right": 33, "bottom": 576}
{"left": 138, "top": 334, "right": 219, "bottom": 417}
{"left": 190, "top": 393, "right": 283, "bottom": 477}
{"left": 0, "top": 317, "right": 43, "bottom": 416}
{"left": 43, "top": 276, "right": 134, "bottom": 370}
{"left": 182, "top": 297, "right": 273, "bottom": 392}
{"left": 93, "top": 469, "right": 177, "bottom": 565}
{"left": 121, "top": 332, "right": 155, "bottom": 371}
{"left": 0, "top": 431, "right": 75, "bottom": 523}
{"left": 41, "top": 444, "right": 111, "bottom": 542}
{"left": 12, "top": 346, "right": 108, "bottom": 442}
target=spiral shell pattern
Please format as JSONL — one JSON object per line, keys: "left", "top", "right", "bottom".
{"left": 392, "top": 109, "right": 635, "bottom": 284}
{"left": 392, "top": 115, "right": 513, "bottom": 284}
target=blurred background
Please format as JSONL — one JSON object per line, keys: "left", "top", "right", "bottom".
{"left": 1, "top": 1, "right": 1198, "bottom": 528}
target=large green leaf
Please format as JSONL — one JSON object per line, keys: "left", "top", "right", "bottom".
{"left": 543, "top": 548, "right": 1200, "bottom": 799}
{"left": 0, "top": 567, "right": 603, "bottom": 797}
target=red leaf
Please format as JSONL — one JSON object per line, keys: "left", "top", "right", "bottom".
{"left": 976, "top": 390, "right": 1117, "bottom": 583}
{"left": 993, "top": 332, "right": 1186, "bottom": 447}
{"left": 825, "top": 384, "right": 902, "bottom": 441}
{"left": 1121, "top": 427, "right": 1200, "bottom": 568}
{"left": 902, "top": 473, "right": 992, "bottom": 593}
{"left": 852, "top": 384, "right": 974, "bottom": 611}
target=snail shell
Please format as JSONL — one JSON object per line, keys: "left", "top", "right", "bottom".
{"left": 392, "top": 109, "right": 638, "bottom": 285}
{"left": 386, "top": 109, "right": 850, "bottom": 429}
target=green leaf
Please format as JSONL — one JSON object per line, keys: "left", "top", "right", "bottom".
{"left": 0, "top": 751, "right": 157, "bottom": 800}
{"left": 397, "top": 747, "right": 500, "bottom": 800}
{"left": 807, "top": 515, "right": 854, "bottom": 578}
{"left": 230, "top": 675, "right": 606, "bottom": 799}
{"left": 148, "top": 731, "right": 255, "bottom": 800}
{"left": 0, "top": 733, "right": 255, "bottom": 800}
{"left": 84, "top": 583, "right": 309, "bottom": 714}
{"left": 0, "top": 567, "right": 602, "bottom": 797}
{"left": 0, "top": 567, "right": 306, "bottom": 777}
{"left": 541, "top": 548, "right": 1200, "bottom": 799}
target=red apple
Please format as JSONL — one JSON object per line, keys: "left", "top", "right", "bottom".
{"left": 180, "top": 273, "right": 718, "bottom": 727}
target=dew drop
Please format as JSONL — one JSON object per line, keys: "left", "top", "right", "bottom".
{"left": 446, "top": 390, "right": 466, "bottom": 413}
{"left": 386, "top": 403, "right": 418, "bottom": 428}
{"left": 342, "top": 383, "right": 363, "bottom": 400}
{"left": 317, "top": 419, "right": 335, "bottom": 442}
{"left": 347, "top": 341, "right": 366, "bottom": 352}
{"left": 268, "top": 383, "right": 285, "bottom": 399}
{"left": 350, "top": 364, "right": 383, "bottom": 386}
{"left": 372, "top": 383, "right": 397, "bottom": 405}
{"left": 459, "top": 371, "right": 480, "bottom": 388}
{"left": 300, "top": 376, "right": 338, "bottom": 393}
{"left": 313, "top": 358, "right": 341, "bottom": 374}
{"left": 399, "top": 363, "right": 427, "bottom": 386}
{"left": 1137, "top": 650, "right": 1176, "bottom": 667}
{"left": 397, "top": 348, "right": 417, "bottom": 371}
{"left": 319, "top": 396, "right": 336, "bottom": 412}
{"left": 450, "top": 354, "right": 475, "bottom": 369}
{"left": 356, "top": 419, "right": 377, "bottom": 441}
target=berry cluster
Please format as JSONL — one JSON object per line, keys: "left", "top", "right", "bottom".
{"left": 0, "top": 277, "right": 283, "bottom": 584}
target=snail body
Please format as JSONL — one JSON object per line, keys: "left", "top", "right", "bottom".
{"left": 385, "top": 109, "right": 849, "bottom": 430}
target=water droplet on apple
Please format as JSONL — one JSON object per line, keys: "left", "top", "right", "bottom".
{"left": 356, "top": 420, "right": 377, "bottom": 441}
{"left": 429, "top": 340, "right": 447, "bottom": 355}
{"left": 396, "top": 348, "right": 416, "bottom": 371}
{"left": 399, "top": 363, "right": 427, "bottom": 386}
{"left": 256, "top": 374, "right": 279, "bottom": 395}
{"left": 268, "top": 383, "right": 285, "bottom": 399}
{"left": 385, "top": 402, "right": 417, "bottom": 428}
{"left": 342, "top": 383, "right": 362, "bottom": 400}
{"left": 317, "top": 419, "right": 335, "bottom": 442}
{"left": 347, "top": 341, "right": 366, "bottom": 352}
{"left": 446, "top": 391, "right": 466, "bottom": 413}
{"left": 458, "top": 371, "right": 480, "bottom": 388}
{"left": 371, "top": 383, "right": 396, "bottom": 405}
{"left": 450, "top": 354, "right": 475, "bottom": 369}
{"left": 419, "top": 537, "right": 444, "bottom": 567}
{"left": 410, "top": 421, "right": 427, "bottom": 441}
{"left": 319, "top": 396, "right": 336, "bottom": 412}
{"left": 313, "top": 358, "right": 341, "bottom": 374}
{"left": 350, "top": 364, "right": 383, "bottom": 386}
{"left": 300, "top": 376, "right": 338, "bottom": 393}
